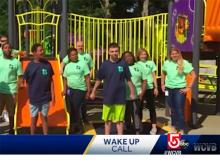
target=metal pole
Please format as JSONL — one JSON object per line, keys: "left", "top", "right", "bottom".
{"left": 167, "top": 0, "right": 173, "bottom": 54}
{"left": 60, "top": 0, "right": 68, "bottom": 59}
{"left": 8, "top": 0, "right": 16, "bottom": 48}
{"left": 191, "top": 0, "right": 204, "bottom": 126}
{"left": 216, "top": 54, "right": 220, "bottom": 114}
{"left": 24, "top": 0, "right": 29, "bottom": 53}
{"left": 164, "top": 0, "right": 173, "bottom": 118}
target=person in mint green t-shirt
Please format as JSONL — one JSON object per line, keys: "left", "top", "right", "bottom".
{"left": 62, "top": 47, "right": 91, "bottom": 134}
{"left": 0, "top": 43, "right": 23, "bottom": 134}
{"left": 161, "top": 47, "right": 196, "bottom": 134}
{"left": 0, "top": 36, "right": 20, "bottom": 58}
{"left": 60, "top": 41, "right": 93, "bottom": 124}
{"left": 123, "top": 51, "right": 147, "bottom": 134}
{"left": 60, "top": 41, "right": 93, "bottom": 74}
{"left": 136, "top": 48, "right": 158, "bottom": 135}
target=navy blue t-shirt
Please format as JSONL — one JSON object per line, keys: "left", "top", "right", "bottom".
{"left": 97, "top": 60, "right": 131, "bottom": 104}
{"left": 23, "top": 59, "right": 54, "bottom": 105}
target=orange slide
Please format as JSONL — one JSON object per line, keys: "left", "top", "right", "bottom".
{"left": 15, "top": 59, "right": 69, "bottom": 134}
{"left": 204, "top": 0, "right": 220, "bottom": 42}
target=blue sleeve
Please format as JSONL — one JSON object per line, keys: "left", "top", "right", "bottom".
{"left": 23, "top": 63, "right": 30, "bottom": 81}
{"left": 49, "top": 62, "right": 54, "bottom": 77}
{"left": 124, "top": 64, "right": 131, "bottom": 81}
{"left": 96, "top": 62, "right": 106, "bottom": 80}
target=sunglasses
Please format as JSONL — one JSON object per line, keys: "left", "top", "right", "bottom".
{"left": 0, "top": 40, "right": 7, "bottom": 42}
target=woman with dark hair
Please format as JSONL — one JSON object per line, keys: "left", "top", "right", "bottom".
{"left": 161, "top": 47, "right": 196, "bottom": 134}
{"left": 122, "top": 51, "right": 147, "bottom": 134}
{"left": 62, "top": 47, "right": 91, "bottom": 134}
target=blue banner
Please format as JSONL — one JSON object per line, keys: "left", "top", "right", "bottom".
{"left": 0, "top": 135, "right": 220, "bottom": 154}
{"left": 0, "top": 135, "right": 93, "bottom": 154}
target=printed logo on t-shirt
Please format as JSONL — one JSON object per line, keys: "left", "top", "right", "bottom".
{"left": 134, "top": 67, "right": 139, "bottom": 72}
{"left": 76, "top": 65, "right": 81, "bottom": 70}
{"left": 41, "top": 68, "right": 48, "bottom": 76}
{"left": 117, "top": 66, "right": 124, "bottom": 72}
{"left": 146, "top": 64, "right": 151, "bottom": 69}
{"left": 9, "top": 64, "right": 14, "bottom": 70}
{"left": 84, "top": 57, "right": 88, "bottom": 61}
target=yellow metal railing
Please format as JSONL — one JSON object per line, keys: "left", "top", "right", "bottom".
{"left": 199, "top": 64, "right": 217, "bottom": 92}
{"left": 16, "top": 10, "right": 60, "bottom": 55}
{"left": 68, "top": 13, "right": 168, "bottom": 79}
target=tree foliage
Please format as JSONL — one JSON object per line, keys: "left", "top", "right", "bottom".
{"left": 0, "top": 0, "right": 169, "bottom": 34}
{"left": 0, "top": 0, "right": 8, "bottom": 35}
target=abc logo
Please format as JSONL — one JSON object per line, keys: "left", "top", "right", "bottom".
{"left": 167, "top": 134, "right": 181, "bottom": 150}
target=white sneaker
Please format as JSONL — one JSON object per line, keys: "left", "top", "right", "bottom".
{"left": 150, "top": 128, "right": 157, "bottom": 135}
{"left": 2, "top": 111, "right": 9, "bottom": 123}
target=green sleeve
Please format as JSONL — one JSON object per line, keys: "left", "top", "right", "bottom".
{"left": 63, "top": 55, "right": 69, "bottom": 64}
{"left": 162, "top": 60, "right": 168, "bottom": 72}
{"left": 83, "top": 63, "right": 90, "bottom": 76}
{"left": 17, "top": 60, "right": 23, "bottom": 76}
{"left": 151, "top": 61, "right": 157, "bottom": 72}
{"left": 88, "top": 54, "right": 93, "bottom": 70}
{"left": 63, "top": 65, "right": 68, "bottom": 78}
{"left": 184, "top": 60, "right": 194, "bottom": 74}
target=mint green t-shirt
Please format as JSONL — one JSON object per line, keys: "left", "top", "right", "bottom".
{"left": 162, "top": 59, "right": 193, "bottom": 88}
{"left": 137, "top": 60, "right": 156, "bottom": 89}
{"left": 125, "top": 63, "right": 148, "bottom": 100}
{"left": 0, "top": 48, "right": 19, "bottom": 58}
{"left": 0, "top": 57, "right": 23, "bottom": 94}
{"left": 63, "top": 52, "right": 93, "bottom": 70}
{"left": 63, "top": 60, "right": 90, "bottom": 91}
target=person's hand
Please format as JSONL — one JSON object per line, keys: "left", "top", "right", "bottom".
{"left": 50, "top": 98, "right": 55, "bottom": 108}
{"left": 90, "top": 91, "right": 96, "bottom": 100}
{"left": 60, "top": 69, "right": 63, "bottom": 75}
{"left": 61, "top": 91, "right": 66, "bottom": 97}
{"left": 154, "top": 87, "right": 159, "bottom": 96}
{"left": 180, "top": 87, "right": 190, "bottom": 94}
{"left": 161, "top": 85, "right": 165, "bottom": 93}
{"left": 85, "top": 91, "right": 90, "bottom": 100}
{"left": 130, "top": 93, "right": 135, "bottom": 101}
{"left": 138, "top": 91, "right": 144, "bottom": 101}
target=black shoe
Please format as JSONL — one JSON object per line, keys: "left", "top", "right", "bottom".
{"left": 9, "top": 129, "right": 15, "bottom": 135}
{"left": 82, "top": 118, "right": 90, "bottom": 124}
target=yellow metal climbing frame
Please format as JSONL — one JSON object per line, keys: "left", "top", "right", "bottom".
{"left": 68, "top": 13, "right": 168, "bottom": 79}
{"left": 16, "top": 10, "right": 60, "bottom": 56}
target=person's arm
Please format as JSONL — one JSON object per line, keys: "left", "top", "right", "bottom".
{"left": 152, "top": 72, "right": 158, "bottom": 96}
{"left": 62, "top": 77, "right": 67, "bottom": 96}
{"left": 17, "top": 75, "right": 24, "bottom": 88}
{"left": 161, "top": 71, "right": 166, "bottom": 92}
{"left": 50, "top": 78, "right": 55, "bottom": 107}
{"left": 138, "top": 79, "right": 147, "bottom": 100}
{"left": 85, "top": 75, "right": 91, "bottom": 99}
{"left": 90, "top": 80, "right": 101, "bottom": 100}
{"left": 60, "top": 61, "right": 65, "bottom": 75}
{"left": 180, "top": 70, "right": 197, "bottom": 94}
{"left": 127, "top": 80, "right": 135, "bottom": 100}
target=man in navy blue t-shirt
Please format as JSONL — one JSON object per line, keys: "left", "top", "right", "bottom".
{"left": 23, "top": 43, "right": 55, "bottom": 135}
{"left": 90, "top": 43, "right": 135, "bottom": 135}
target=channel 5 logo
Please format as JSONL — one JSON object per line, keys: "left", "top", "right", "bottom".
{"left": 167, "top": 134, "right": 182, "bottom": 150}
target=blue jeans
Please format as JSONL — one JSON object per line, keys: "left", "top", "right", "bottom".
{"left": 165, "top": 88, "right": 186, "bottom": 130}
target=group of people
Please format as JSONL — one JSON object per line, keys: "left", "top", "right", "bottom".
{"left": 0, "top": 36, "right": 196, "bottom": 135}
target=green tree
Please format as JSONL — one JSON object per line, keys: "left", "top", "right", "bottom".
{"left": 0, "top": 0, "right": 8, "bottom": 35}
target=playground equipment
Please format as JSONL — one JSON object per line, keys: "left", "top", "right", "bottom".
{"left": 14, "top": 5, "right": 69, "bottom": 134}
{"left": 8, "top": 0, "right": 168, "bottom": 134}
{"left": 68, "top": 13, "right": 168, "bottom": 79}
{"left": 6, "top": 0, "right": 220, "bottom": 134}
